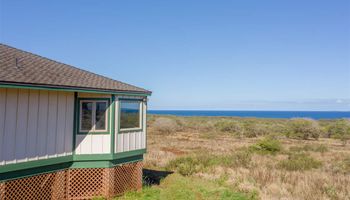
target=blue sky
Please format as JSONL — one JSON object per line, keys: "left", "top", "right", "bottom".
{"left": 1, "top": 0, "right": 349, "bottom": 111}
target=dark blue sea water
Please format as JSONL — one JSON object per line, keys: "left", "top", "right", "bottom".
{"left": 148, "top": 110, "right": 350, "bottom": 119}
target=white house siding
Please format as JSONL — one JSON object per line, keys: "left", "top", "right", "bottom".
{"left": 115, "top": 96, "right": 147, "bottom": 153}
{"left": 75, "top": 134, "right": 111, "bottom": 154}
{"left": 0, "top": 88, "right": 74, "bottom": 166}
{"left": 74, "top": 93, "right": 112, "bottom": 155}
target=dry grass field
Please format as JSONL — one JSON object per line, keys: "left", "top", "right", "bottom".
{"left": 117, "top": 115, "right": 350, "bottom": 200}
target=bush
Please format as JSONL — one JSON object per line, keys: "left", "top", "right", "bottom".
{"left": 328, "top": 119, "right": 350, "bottom": 145}
{"left": 289, "top": 144, "right": 328, "bottom": 153}
{"left": 278, "top": 153, "right": 322, "bottom": 171}
{"left": 152, "top": 117, "right": 181, "bottom": 134}
{"left": 249, "top": 138, "right": 282, "bottom": 155}
{"left": 244, "top": 123, "right": 269, "bottom": 138}
{"left": 215, "top": 120, "right": 244, "bottom": 136}
{"left": 166, "top": 154, "right": 216, "bottom": 176}
{"left": 166, "top": 151, "right": 252, "bottom": 176}
{"left": 288, "top": 118, "right": 322, "bottom": 140}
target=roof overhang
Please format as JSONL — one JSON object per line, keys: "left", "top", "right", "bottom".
{"left": 0, "top": 81, "right": 152, "bottom": 96}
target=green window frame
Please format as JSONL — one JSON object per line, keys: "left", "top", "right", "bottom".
{"left": 77, "top": 98, "right": 110, "bottom": 134}
{"left": 119, "top": 99, "right": 143, "bottom": 133}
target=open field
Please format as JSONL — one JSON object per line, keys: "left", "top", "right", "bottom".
{"left": 117, "top": 115, "right": 350, "bottom": 200}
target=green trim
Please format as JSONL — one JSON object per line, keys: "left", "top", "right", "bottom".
{"left": 0, "top": 155, "right": 73, "bottom": 174}
{"left": 70, "top": 161, "right": 112, "bottom": 168}
{"left": 73, "top": 154, "right": 113, "bottom": 161}
{"left": 77, "top": 98, "right": 110, "bottom": 135}
{"left": 116, "top": 149, "right": 146, "bottom": 159}
{"left": 0, "top": 161, "right": 73, "bottom": 182}
{"left": 0, "top": 82, "right": 151, "bottom": 96}
{"left": 110, "top": 154, "right": 144, "bottom": 166}
{"left": 118, "top": 98, "right": 144, "bottom": 134}
{"left": 71, "top": 155, "right": 144, "bottom": 169}
{"left": 111, "top": 95, "right": 116, "bottom": 157}
{"left": 73, "top": 92, "right": 78, "bottom": 155}
{"left": 0, "top": 155, "right": 144, "bottom": 182}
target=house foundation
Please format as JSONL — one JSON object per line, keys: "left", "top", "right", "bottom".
{"left": 0, "top": 161, "right": 142, "bottom": 200}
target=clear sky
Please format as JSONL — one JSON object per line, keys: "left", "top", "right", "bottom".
{"left": 1, "top": 0, "right": 349, "bottom": 111}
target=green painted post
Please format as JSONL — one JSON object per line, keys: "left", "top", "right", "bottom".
{"left": 111, "top": 94, "right": 116, "bottom": 158}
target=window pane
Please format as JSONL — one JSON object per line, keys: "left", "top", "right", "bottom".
{"left": 81, "top": 102, "right": 93, "bottom": 130}
{"left": 120, "top": 101, "right": 140, "bottom": 129}
{"left": 95, "top": 102, "right": 107, "bottom": 130}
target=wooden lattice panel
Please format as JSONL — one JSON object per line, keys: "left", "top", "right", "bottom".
{"left": 0, "top": 182, "right": 5, "bottom": 199}
{"left": 0, "top": 170, "right": 67, "bottom": 200}
{"left": 110, "top": 161, "right": 143, "bottom": 196}
{"left": 0, "top": 161, "right": 143, "bottom": 200}
{"left": 67, "top": 168, "right": 107, "bottom": 199}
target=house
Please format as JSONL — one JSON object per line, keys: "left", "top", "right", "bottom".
{"left": 0, "top": 43, "right": 151, "bottom": 199}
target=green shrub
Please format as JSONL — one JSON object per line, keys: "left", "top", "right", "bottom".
{"left": 166, "top": 151, "right": 252, "bottom": 176}
{"left": 215, "top": 120, "right": 244, "bottom": 136}
{"left": 249, "top": 138, "right": 282, "bottom": 155}
{"left": 278, "top": 153, "right": 322, "bottom": 171}
{"left": 166, "top": 154, "right": 217, "bottom": 176}
{"left": 328, "top": 119, "right": 350, "bottom": 145}
{"left": 244, "top": 123, "right": 269, "bottom": 138}
{"left": 288, "top": 118, "right": 322, "bottom": 140}
{"left": 289, "top": 144, "right": 328, "bottom": 153}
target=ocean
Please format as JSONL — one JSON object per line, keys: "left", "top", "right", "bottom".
{"left": 148, "top": 110, "right": 350, "bottom": 120}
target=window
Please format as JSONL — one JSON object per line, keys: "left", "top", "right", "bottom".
{"left": 79, "top": 100, "right": 108, "bottom": 133}
{"left": 120, "top": 100, "right": 142, "bottom": 130}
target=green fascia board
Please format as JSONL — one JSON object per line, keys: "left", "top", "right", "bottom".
{"left": 116, "top": 149, "right": 146, "bottom": 159}
{"left": 73, "top": 149, "right": 146, "bottom": 161}
{"left": 71, "top": 155, "right": 143, "bottom": 169}
{"left": 0, "top": 155, "right": 73, "bottom": 174}
{"left": 110, "top": 155, "right": 144, "bottom": 166}
{"left": 0, "top": 82, "right": 151, "bottom": 96}
{"left": 70, "top": 161, "right": 112, "bottom": 168}
{"left": 73, "top": 154, "right": 114, "bottom": 161}
{"left": 0, "top": 161, "right": 73, "bottom": 182}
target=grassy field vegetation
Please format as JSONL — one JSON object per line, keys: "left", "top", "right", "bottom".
{"left": 116, "top": 115, "right": 350, "bottom": 200}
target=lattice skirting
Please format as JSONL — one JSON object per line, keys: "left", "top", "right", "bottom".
{"left": 0, "top": 161, "right": 143, "bottom": 200}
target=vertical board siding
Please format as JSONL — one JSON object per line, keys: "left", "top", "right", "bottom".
{"left": 116, "top": 131, "right": 145, "bottom": 153}
{"left": 47, "top": 91, "right": 58, "bottom": 158}
{"left": 26, "top": 90, "right": 39, "bottom": 161}
{"left": 3, "top": 89, "right": 18, "bottom": 164}
{"left": 75, "top": 134, "right": 111, "bottom": 154}
{"left": 37, "top": 90, "right": 49, "bottom": 159}
{"left": 56, "top": 92, "right": 67, "bottom": 156}
{"left": 15, "top": 89, "right": 29, "bottom": 162}
{"left": 0, "top": 88, "right": 7, "bottom": 165}
{"left": 0, "top": 89, "right": 74, "bottom": 166}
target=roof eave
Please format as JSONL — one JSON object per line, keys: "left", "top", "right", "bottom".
{"left": 0, "top": 81, "right": 152, "bottom": 96}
